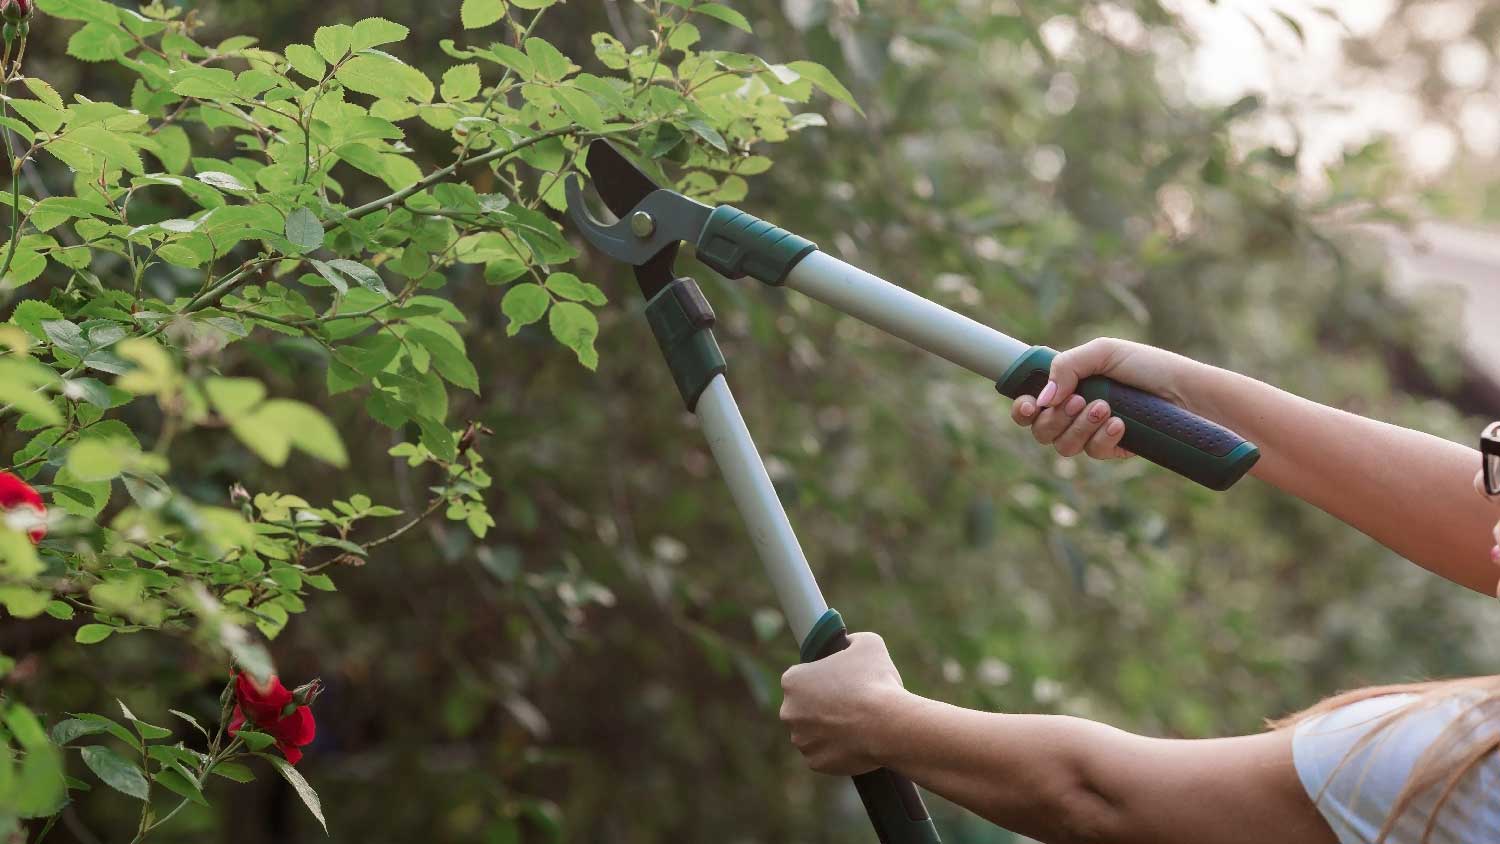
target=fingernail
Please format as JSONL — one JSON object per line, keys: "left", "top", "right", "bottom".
{"left": 1107, "top": 419, "right": 1125, "bottom": 436}
{"left": 1065, "top": 395, "right": 1086, "bottom": 415}
{"left": 1037, "top": 381, "right": 1057, "bottom": 407}
{"left": 1019, "top": 401, "right": 1035, "bottom": 418}
{"left": 1088, "top": 402, "right": 1107, "bottom": 422}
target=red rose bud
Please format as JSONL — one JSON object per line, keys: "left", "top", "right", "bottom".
{"left": 0, "top": 471, "right": 46, "bottom": 544}
{"left": 291, "top": 679, "right": 323, "bottom": 707}
{"left": 0, "top": 0, "right": 30, "bottom": 22}
{"left": 228, "top": 672, "right": 317, "bottom": 765}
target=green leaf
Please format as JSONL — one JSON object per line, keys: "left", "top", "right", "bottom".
{"left": 691, "top": 3, "right": 752, "bottom": 32}
{"left": 196, "top": 171, "right": 250, "bottom": 193}
{"left": 307, "top": 259, "right": 349, "bottom": 294}
{"left": 785, "top": 60, "right": 863, "bottom": 115}
{"left": 553, "top": 88, "right": 604, "bottom": 131}
{"left": 501, "top": 283, "right": 549, "bottom": 335}
{"left": 442, "top": 64, "right": 482, "bottom": 103}
{"left": 261, "top": 753, "right": 328, "bottom": 833}
{"left": 524, "top": 37, "right": 575, "bottom": 83}
{"left": 544, "top": 272, "right": 607, "bottom": 305}
{"left": 234, "top": 730, "right": 276, "bottom": 751}
{"left": 351, "top": 17, "right": 410, "bottom": 51}
{"left": 336, "top": 54, "right": 435, "bottom": 103}
{"left": 284, "top": 44, "right": 326, "bottom": 81}
{"left": 168, "top": 709, "right": 210, "bottom": 741}
{"left": 284, "top": 207, "right": 325, "bottom": 253}
{"left": 251, "top": 400, "right": 349, "bottom": 467}
{"left": 65, "top": 438, "right": 126, "bottom": 482}
{"left": 313, "top": 24, "right": 354, "bottom": 63}
{"left": 461, "top": 0, "right": 507, "bottom": 29}
{"left": 154, "top": 766, "right": 208, "bottom": 806}
{"left": 42, "top": 318, "right": 89, "bottom": 356}
{"left": 408, "top": 328, "right": 479, "bottom": 394}
{"left": 325, "top": 259, "right": 389, "bottom": 298}
{"left": 210, "top": 761, "right": 255, "bottom": 782}
{"left": 548, "top": 302, "right": 599, "bottom": 370}
{"left": 205, "top": 377, "right": 267, "bottom": 417}
{"left": 75, "top": 624, "right": 113, "bottom": 644}
{"left": 50, "top": 718, "right": 109, "bottom": 745}
{"left": 37, "top": 0, "right": 120, "bottom": 23}
{"left": 80, "top": 745, "right": 149, "bottom": 800}
{"left": 10, "top": 300, "right": 64, "bottom": 341}
{"left": 66, "top": 22, "right": 133, "bottom": 62}
{"left": 668, "top": 22, "right": 701, "bottom": 50}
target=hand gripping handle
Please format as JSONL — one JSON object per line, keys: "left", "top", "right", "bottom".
{"left": 800, "top": 610, "right": 942, "bottom": 844}
{"left": 996, "top": 346, "right": 1260, "bottom": 491}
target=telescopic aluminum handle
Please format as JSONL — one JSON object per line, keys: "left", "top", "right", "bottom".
{"left": 694, "top": 208, "right": 1259, "bottom": 491}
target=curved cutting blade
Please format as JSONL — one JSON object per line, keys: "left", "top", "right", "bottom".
{"left": 584, "top": 141, "right": 679, "bottom": 299}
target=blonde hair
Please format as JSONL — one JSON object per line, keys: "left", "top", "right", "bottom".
{"left": 1272, "top": 676, "right": 1500, "bottom": 844}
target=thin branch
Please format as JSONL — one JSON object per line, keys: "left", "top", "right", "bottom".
{"left": 344, "top": 126, "right": 578, "bottom": 220}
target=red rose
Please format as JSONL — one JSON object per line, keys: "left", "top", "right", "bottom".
{"left": 0, "top": 471, "right": 46, "bottom": 544}
{"left": 0, "top": 0, "right": 30, "bottom": 19}
{"left": 228, "top": 672, "right": 318, "bottom": 765}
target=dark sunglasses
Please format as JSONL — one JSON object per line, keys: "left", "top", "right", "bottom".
{"left": 1485, "top": 422, "right": 1500, "bottom": 496}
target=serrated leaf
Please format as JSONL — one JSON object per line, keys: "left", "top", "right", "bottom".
{"left": 80, "top": 746, "right": 149, "bottom": 800}
{"left": 261, "top": 753, "right": 328, "bottom": 833}
{"left": 351, "top": 17, "right": 410, "bottom": 51}
{"left": 501, "top": 283, "right": 549, "bottom": 335}
{"left": 461, "top": 0, "right": 507, "bottom": 29}
{"left": 544, "top": 272, "right": 606, "bottom": 305}
{"left": 785, "top": 60, "right": 862, "bottom": 115}
{"left": 325, "top": 259, "right": 389, "bottom": 298}
{"left": 284, "top": 44, "right": 326, "bottom": 80}
{"left": 168, "top": 709, "right": 210, "bottom": 740}
{"left": 211, "top": 761, "right": 255, "bottom": 782}
{"left": 50, "top": 718, "right": 109, "bottom": 745}
{"left": 442, "top": 64, "right": 482, "bottom": 103}
{"left": 336, "top": 54, "right": 434, "bottom": 104}
{"left": 313, "top": 24, "right": 353, "bottom": 63}
{"left": 692, "top": 3, "right": 752, "bottom": 32}
{"left": 548, "top": 302, "right": 599, "bottom": 369}
{"left": 154, "top": 766, "right": 207, "bottom": 806}
{"left": 284, "top": 207, "right": 325, "bottom": 252}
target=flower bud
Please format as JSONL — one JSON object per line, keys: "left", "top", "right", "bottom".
{"left": 1, "top": 0, "right": 31, "bottom": 23}
{"left": 291, "top": 678, "right": 323, "bottom": 707}
{"left": 228, "top": 483, "right": 250, "bottom": 505}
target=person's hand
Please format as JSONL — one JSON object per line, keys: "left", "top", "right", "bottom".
{"left": 1009, "top": 337, "right": 1200, "bottom": 460}
{"left": 779, "top": 632, "right": 906, "bottom": 776}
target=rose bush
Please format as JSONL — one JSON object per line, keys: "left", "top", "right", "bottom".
{"left": 0, "top": 0, "right": 845, "bottom": 836}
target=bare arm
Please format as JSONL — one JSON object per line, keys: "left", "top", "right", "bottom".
{"left": 1190, "top": 362, "right": 1493, "bottom": 593}
{"left": 1016, "top": 339, "right": 1495, "bottom": 594}
{"left": 878, "top": 693, "right": 1332, "bottom": 844}
{"left": 781, "top": 634, "right": 1336, "bottom": 844}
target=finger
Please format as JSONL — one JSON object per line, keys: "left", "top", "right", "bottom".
{"left": 1054, "top": 400, "right": 1111, "bottom": 458}
{"left": 1031, "top": 394, "right": 1087, "bottom": 445}
{"left": 1084, "top": 416, "right": 1130, "bottom": 460}
{"left": 1040, "top": 338, "right": 1121, "bottom": 408}
{"left": 1011, "top": 395, "right": 1039, "bottom": 428}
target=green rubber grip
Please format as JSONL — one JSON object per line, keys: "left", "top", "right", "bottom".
{"left": 644, "top": 278, "right": 726, "bottom": 411}
{"left": 996, "top": 346, "right": 1260, "bottom": 491}
{"left": 800, "top": 609, "right": 943, "bottom": 844}
{"left": 696, "top": 205, "right": 817, "bottom": 286}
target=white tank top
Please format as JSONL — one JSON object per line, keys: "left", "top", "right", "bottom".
{"left": 1293, "top": 693, "right": 1500, "bottom": 844}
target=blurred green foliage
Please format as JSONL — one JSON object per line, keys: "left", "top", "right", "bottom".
{"left": 4, "top": 1, "right": 1494, "bottom": 843}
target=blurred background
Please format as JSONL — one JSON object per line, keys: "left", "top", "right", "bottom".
{"left": 9, "top": 0, "right": 1500, "bottom": 841}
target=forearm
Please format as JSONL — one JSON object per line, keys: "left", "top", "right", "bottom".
{"left": 871, "top": 690, "right": 1123, "bottom": 844}
{"left": 1177, "top": 360, "right": 1494, "bottom": 593}
{"left": 867, "top": 691, "right": 1331, "bottom": 844}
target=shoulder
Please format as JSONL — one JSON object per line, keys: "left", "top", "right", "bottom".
{"left": 1292, "top": 691, "right": 1500, "bottom": 844}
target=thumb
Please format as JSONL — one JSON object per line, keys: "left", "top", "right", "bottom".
{"left": 1041, "top": 338, "right": 1120, "bottom": 407}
